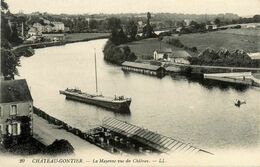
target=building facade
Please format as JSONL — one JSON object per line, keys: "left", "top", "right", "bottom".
{"left": 51, "top": 22, "right": 65, "bottom": 32}
{"left": 153, "top": 48, "right": 173, "bottom": 60}
{"left": 33, "top": 22, "right": 44, "bottom": 32}
{"left": 0, "top": 79, "right": 33, "bottom": 146}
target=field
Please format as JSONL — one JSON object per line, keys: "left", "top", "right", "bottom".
{"left": 66, "top": 33, "right": 110, "bottom": 42}
{"left": 122, "top": 29, "right": 259, "bottom": 60}
{"left": 175, "top": 29, "right": 260, "bottom": 53}
{"left": 121, "top": 38, "right": 189, "bottom": 59}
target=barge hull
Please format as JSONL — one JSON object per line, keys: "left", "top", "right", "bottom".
{"left": 61, "top": 92, "right": 130, "bottom": 112}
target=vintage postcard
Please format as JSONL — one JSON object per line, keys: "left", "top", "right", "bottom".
{"left": 0, "top": 0, "right": 260, "bottom": 166}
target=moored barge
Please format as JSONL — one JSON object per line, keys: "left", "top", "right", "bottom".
{"left": 60, "top": 88, "right": 131, "bottom": 112}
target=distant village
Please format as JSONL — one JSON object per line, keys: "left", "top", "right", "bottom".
{"left": 4, "top": 11, "right": 260, "bottom": 46}
{"left": 26, "top": 20, "right": 68, "bottom": 43}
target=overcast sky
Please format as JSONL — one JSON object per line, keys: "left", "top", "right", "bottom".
{"left": 5, "top": 0, "right": 260, "bottom": 16}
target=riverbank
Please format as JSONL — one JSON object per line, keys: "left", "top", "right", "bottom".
{"left": 66, "top": 33, "right": 110, "bottom": 43}
{"left": 33, "top": 113, "right": 109, "bottom": 156}
{"left": 12, "top": 33, "right": 110, "bottom": 58}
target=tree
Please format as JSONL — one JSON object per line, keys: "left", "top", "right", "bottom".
{"left": 1, "top": 49, "right": 20, "bottom": 79}
{"left": 253, "top": 15, "right": 260, "bottom": 22}
{"left": 107, "top": 17, "right": 121, "bottom": 30}
{"left": 110, "top": 27, "right": 127, "bottom": 45}
{"left": 89, "top": 19, "right": 98, "bottom": 29}
{"left": 126, "top": 20, "right": 137, "bottom": 40}
{"left": 1, "top": 0, "right": 8, "bottom": 11}
{"left": 214, "top": 18, "right": 221, "bottom": 26}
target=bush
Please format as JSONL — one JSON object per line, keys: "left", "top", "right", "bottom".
{"left": 103, "top": 40, "right": 137, "bottom": 65}
{"left": 43, "top": 139, "right": 74, "bottom": 155}
{"left": 189, "top": 48, "right": 259, "bottom": 67}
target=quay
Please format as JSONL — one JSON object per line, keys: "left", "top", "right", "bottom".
{"left": 33, "top": 107, "right": 211, "bottom": 155}
{"left": 122, "top": 61, "right": 165, "bottom": 77}
{"left": 172, "top": 63, "right": 260, "bottom": 73}
{"left": 204, "top": 72, "right": 260, "bottom": 87}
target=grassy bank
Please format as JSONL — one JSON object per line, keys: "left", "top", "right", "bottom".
{"left": 121, "top": 28, "right": 259, "bottom": 60}
{"left": 175, "top": 29, "right": 260, "bottom": 53}
{"left": 121, "top": 38, "right": 192, "bottom": 60}
{"left": 66, "top": 32, "right": 110, "bottom": 43}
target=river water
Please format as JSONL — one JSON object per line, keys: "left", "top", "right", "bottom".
{"left": 18, "top": 39, "right": 260, "bottom": 151}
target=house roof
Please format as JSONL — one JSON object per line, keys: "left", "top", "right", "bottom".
{"left": 248, "top": 52, "right": 260, "bottom": 60}
{"left": 165, "top": 66, "right": 181, "bottom": 72}
{"left": 170, "top": 50, "right": 191, "bottom": 58}
{"left": 28, "top": 27, "right": 37, "bottom": 32}
{"left": 33, "top": 22, "right": 43, "bottom": 27}
{"left": 51, "top": 22, "right": 64, "bottom": 25}
{"left": 102, "top": 117, "right": 210, "bottom": 154}
{"left": 0, "top": 79, "right": 33, "bottom": 103}
{"left": 122, "top": 61, "right": 162, "bottom": 71}
{"left": 155, "top": 48, "right": 172, "bottom": 53}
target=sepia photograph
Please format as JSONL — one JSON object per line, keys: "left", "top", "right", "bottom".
{"left": 0, "top": 0, "right": 260, "bottom": 166}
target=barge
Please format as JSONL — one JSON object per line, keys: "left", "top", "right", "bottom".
{"left": 60, "top": 88, "right": 131, "bottom": 112}
{"left": 60, "top": 50, "right": 132, "bottom": 113}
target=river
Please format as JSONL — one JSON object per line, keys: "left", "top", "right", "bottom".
{"left": 18, "top": 39, "right": 260, "bottom": 151}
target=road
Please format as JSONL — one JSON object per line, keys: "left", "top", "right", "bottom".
{"left": 33, "top": 114, "right": 110, "bottom": 156}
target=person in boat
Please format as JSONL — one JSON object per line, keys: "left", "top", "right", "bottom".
{"left": 234, "top": 99, "right": 246, "bottom": 107}
{"left": 235, "top": 99, "right": 241, "bottom": 106}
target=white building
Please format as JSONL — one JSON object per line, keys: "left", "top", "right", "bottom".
{"left": 33, "top": 22, "right": 44, "bottom": 32}
{"left": 153, "top": 48, "right": 173, "bottom": 60}
{"left": 28, "top": 27, "right": 42, "bottom": 36}
{"left": 206, "top": 24, "right": 218, "bottom": 30}
{"left": 51, "top": 22, "right": 65, "bottom": 32}
{"left": 43, "top": 25, "right": 53, "bottom": 33}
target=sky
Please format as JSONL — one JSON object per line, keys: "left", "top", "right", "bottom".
{"left": 5, "top": 0, "right": 260, "bottom": 16}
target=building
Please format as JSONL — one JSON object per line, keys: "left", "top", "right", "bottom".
{"left": 64, "top": 27, "right": 70, "bottom": 32}
{"left": 165, "top": 66, "right": 181, "bottom": 73}
{"left": 0, "top": 79, "right": 33, "bottom": 146}
{"left": 43, "top": 25, "right": 53, "bottom": 33}
{"left": 206, "top": 24, "right": 218, "bottom": 30}
{"left": 184, "top": 19, "right": 191, "bottom": 26}
{"left": 33, "top": 22, "right": 44, "bottom": 32}
{"left": 170, "top": 50, "right": 191, "bottom": 64}
{"left": 28, "top": 27, "right": 42, "bottom": 37}
{"left": 248, "top": 52, "right": 260, "bottom": 60}
{"left": 122, "top": 61, "right": 165, "bottom": 77}
{"left": 153, "top": 48, "right": 173, "bottom": 60}
{"left": 42, "top": 33, "right": 65, "bottom": 42}
{"left": 43, "top": 19, "right": 51, "bottom": 25}
{"left": 51, "top": 22, "right": 65, "bottom": 32}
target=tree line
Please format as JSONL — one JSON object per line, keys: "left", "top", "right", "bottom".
{"left": 188, "top": 48, "right": 260, "bottom": 68}
{"left": 1, "top": 0, "right": 21, "bottom": 80}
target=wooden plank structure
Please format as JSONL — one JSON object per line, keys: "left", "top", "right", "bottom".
{"left": 204, "top": 72, "right": 255, "bottom": 86}
{"left": 121, "top": 61, "right": 165, "bottom": 77}
{"left": 102, "top": 117, "right": 211, "bottom": 155}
